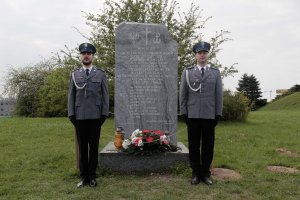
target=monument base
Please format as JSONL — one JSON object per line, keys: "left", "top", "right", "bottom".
{"left": 99, "top": 142, "right": 189, "bottom": 173}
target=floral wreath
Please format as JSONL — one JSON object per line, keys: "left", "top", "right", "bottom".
{"left": 122, "top": 129, "right": 179, "bottom": 155}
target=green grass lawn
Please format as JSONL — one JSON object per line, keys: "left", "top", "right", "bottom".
{"left": 0, "top": 109, "right": 300, "bottom": 199}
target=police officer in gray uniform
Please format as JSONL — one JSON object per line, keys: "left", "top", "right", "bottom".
{"left": 180, "top": 41, "right": 223, "bottom": 185}
{"left": 68, "top": 43, "right": 109, "bottom": 188}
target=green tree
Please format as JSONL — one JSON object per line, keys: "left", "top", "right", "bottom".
{"left": 85, "top": 0, "right": 237, "bottom": 77}
{"left": 236, "top": 73, "right": 262, "bottom": 107}
{"left": 3, "top": 60, "right": 55, "bottom": 116}
{"left": 37, "top": 66, "right": 72, "bottom": 117}
{"left": 81, "top": 0, "right": 237, "bottom": 107}
{"left": 36, "top": 50, "right": 81, "bottom": 117}
{"left": 289, "top": 84, "right": 300, "bottom": 93}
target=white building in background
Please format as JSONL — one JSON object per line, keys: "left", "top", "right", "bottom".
{"left": 0, "top": 98, "right": 16, "bottom": 116}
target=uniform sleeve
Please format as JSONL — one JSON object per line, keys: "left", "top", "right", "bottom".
{"left": 180, "top": 69, "right": 188, "bottom": 115}
{"left": 67, "top": 72, "right": 76, "bottom": 117}
{"left": 101, "top": 73, "right": 109, "bottom": 116}
{"left": 215, "top": 70, "right": 223, "bottom": 116}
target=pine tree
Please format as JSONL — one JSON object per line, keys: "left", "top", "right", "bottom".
{"left": 236, "top": 73, "right": 262, "bottom": 106}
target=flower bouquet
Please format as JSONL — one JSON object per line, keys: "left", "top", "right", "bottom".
{"left": 121, "top": 129, "right": 179, "bottom": 155}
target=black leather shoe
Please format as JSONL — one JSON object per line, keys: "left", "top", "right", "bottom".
{"left": 191, "top": 176, "right": 200, "bottom": 185}
{"left": 201, "top": 176, "right": 213, "bottom": 185}
{"left": 77, "top": 179, "right": 88, "bottom": 188}
{"left": 90, "top": 178, "right": 97, "bottom": 187}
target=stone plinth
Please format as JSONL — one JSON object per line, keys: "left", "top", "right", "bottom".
{"left": 99, "top": 142, "right": 189, "bottom": 172}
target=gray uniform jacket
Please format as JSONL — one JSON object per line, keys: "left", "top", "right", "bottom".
{"left": 180, "top": 65, "right": 223, "bottom": 119}
{"left": 68, "top": 67, "right": 109, "bottom": 120}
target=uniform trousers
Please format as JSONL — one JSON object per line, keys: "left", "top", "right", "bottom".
{"left": 187, "top": 118, "right": 215, "bottom": 178}
{"left": 75, "top": 119, "right": 101, "bottom": 180}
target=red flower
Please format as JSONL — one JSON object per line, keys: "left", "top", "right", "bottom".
{"left": 132, "top": 137, "right": 142, "bottom": 146}
{"left": 142, "top": 130, "right": 151, "bottom": 134}
{"left": 163, "top": 140, "right": 169, "bottom": 145}
{"left": 146, "top": 136, "right": 154, "bottom": 143}
{"left": 152, "top": 130, "right": 164, "bottom": 136}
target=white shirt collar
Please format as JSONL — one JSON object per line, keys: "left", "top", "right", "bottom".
{"left": 82, "top": 66, "right": 93, "bottom": 71}
{"left": 196, "top": 64, "right": 210, "bottom": 71}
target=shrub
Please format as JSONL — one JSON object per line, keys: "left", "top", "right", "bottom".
{"left": 254, "top": 98, "right": 268, "bottom": 110}
{"left": 37, "top": 66, "right": 71, "bottom": 117}
{"left": 222, "top": 90, "right": 250, "bottom": 121}
{"left": 3, "top": 62, "right": 53, "bottom": 117}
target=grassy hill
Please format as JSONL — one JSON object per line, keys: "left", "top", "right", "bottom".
{"left": 260, "top": 92, "right": 300, "bottom": 111}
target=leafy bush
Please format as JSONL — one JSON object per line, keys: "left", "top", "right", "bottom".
{"left": 254, "top": 98, "right": 267, "bottom": 110}
{"left": 3, "top": 61, "right": 53, "bottom": 117}
{"left": 37, "top": 66, "right": 73, "bottom": 117}
{"left": 222, "top": 90, "right": 250, "bottom": 121}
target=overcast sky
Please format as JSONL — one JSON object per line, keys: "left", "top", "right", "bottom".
{"left": 0, "top": 0, "right": 299, "bottom": 101}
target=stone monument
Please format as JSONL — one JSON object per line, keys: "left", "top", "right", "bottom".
{"left": 114, "top": 22, "right": 178, "bottom": 144}
{"left": 99, "top": 22, "right": 188, "bottom": 172}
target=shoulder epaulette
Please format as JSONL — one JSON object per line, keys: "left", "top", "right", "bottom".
{"left": 187, "top": 66, "right": 194, "bottom": 70}
{"left": 96, "top": 67, "right": 105, "bottom": 72}
{"left": 210, "top": 66, "right": 219, "bottom": 70}
{"left": 72, "top": 66, "right": 81, "bottom": 72}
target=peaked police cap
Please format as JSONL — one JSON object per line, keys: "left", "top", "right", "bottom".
{"left": 192, "top": 41, "right": 211, "bottom": 53}
{"left": 79, "top": 43, "right": 96, "bottom": 54}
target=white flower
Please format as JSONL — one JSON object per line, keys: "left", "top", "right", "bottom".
{"left": 166, "top": 135, "right": 170, "bottom": 142}
{"left": 130, "top": 129, "right": 140, "bottom": 139}
{"left": 160, "top": 135, "right": 167, "bottom": 144}
{"left": 122, "top": 139, "right": 131, "bottom": 149}
{"left": 138, "top": 139, "right": 143, "bottom": 147}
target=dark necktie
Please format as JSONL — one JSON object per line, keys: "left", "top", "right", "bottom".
{"left": 85, "top": 69, "right": 89, "bottom": 76}
{"left": 201, "top": 67, "right": 205, "bottom": 76}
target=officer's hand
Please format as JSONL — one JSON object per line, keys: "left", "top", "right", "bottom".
{"left": 182, "top": 114, "right": 188, "bottom": 124}
{"left": 100, "top": 115, "right": 107, "bottom": 126}
{"left": 214, "top": 115, "right": 221, "bottom": 127}
{"left": 69, "top": 115, "right": 77, "bottom": 127}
